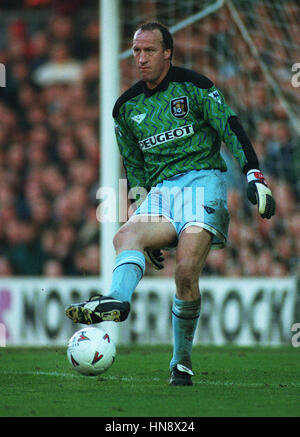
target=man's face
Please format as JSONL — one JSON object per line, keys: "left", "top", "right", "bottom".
{"left": 132, "top": 29, "right": 171, "bottom": 89}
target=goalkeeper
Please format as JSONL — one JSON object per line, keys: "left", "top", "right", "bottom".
{"left": 66, "top": 22, "right": 275, "bottom": 385}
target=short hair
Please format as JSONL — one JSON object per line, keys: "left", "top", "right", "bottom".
{"left": 135, "top": 21, "right": 173, "bottom": 60}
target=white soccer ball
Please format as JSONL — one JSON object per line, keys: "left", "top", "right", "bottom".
{"left": 67, "top": 327, "right": 116, "bottom": 376}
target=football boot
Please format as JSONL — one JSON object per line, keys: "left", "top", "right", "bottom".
{"left": 65, "top": 295, "right": 130, "bottom": 324}
{"left": 169, "top": 364, "right": 194, "bottom": 386}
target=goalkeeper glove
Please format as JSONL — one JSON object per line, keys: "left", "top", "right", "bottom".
{"left": 145, "top": 249, "right": 164, "bottom": 270}
{"left": 246, "top": 169, "right": 276, "bottom": 219}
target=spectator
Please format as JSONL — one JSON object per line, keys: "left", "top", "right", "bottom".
{"left": 0, "top": 257, "right": 14, "bottom": 276}
{"left": 29, "top": 31, "right": 50, "bottom": 71}
{"left": 265, "top": 122, "right": 298, "bottom": 190}
{"left": 6, "top": 220, "right": 46, "bottom": 275}
{"left": 42, "top": 258, "right": 64, "bottom": 276}
{"left": 82, "top": 244, "right": 100, "bottom": 275}
{"left": 33, "top": 42, "right": 82, "bottom": 86}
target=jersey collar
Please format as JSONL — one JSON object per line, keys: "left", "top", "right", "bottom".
{"left": 142, "top": 64, "right": 173, "bottom": 97}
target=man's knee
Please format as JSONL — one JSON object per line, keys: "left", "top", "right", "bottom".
{"left": 113, "top": 223, "right": 141, "bottom": 251}
{"left": 175, "top": 259, "right": 200, "bottom": 299}
{"left": 113, "top": 225, "right": 130, "bottom": 250}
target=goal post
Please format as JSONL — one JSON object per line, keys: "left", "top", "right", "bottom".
{"left": 99, "top": 0, "right": 120, "bottom": 290}
{"left": 99, "top": 0, "right": 121, "bottom": 343}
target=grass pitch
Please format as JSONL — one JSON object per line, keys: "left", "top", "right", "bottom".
{"left": 0, "top": 345, "right": 299, "bottom": 417}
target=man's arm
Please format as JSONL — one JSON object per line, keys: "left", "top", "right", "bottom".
{"left": 114, "top": 116, "right": 147, "bottom": 191}
{"left": 202, "top": 85, "right": 275, "bottom": 219}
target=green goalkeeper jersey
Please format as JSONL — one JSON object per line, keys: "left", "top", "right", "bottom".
{"left": 113, "top": 65, "right": 259, "bottom": 191}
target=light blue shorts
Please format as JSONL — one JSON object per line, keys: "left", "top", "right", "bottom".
{"left": 133, "top": 169, "right": 230, "bottom": 249}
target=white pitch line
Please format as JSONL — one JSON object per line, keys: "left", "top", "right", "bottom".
{"left": 0, "top": 370, "right": 299, "bottom": 388}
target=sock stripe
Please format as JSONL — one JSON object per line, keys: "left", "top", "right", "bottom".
{"left": 114, "top": 254, "right": 146, "bottom": 274}
{"left": 113, "top": 262, "right": 144, "bottom": 276}
{"left": 171, "top": 310, "right": 200, "bottom": 321}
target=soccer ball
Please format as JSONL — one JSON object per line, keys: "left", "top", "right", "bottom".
{"left": 67, "top": 327, "right": 116, "bottom": 376}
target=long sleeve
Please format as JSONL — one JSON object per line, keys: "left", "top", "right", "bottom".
{"left": 202, "top": 85, "right": 259, "bottom": 173}
{"left": 114, "top": 116, "right": 148, "bottom": 190}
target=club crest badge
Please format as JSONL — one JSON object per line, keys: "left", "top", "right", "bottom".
{"left": 170, "top": 96, "right": 189, "bottom": 119}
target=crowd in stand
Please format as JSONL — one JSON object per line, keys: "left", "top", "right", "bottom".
{"left": 0, "top": 6, "right": 100, "bottom": 276}
{"left": 0, "top": 1, "right": 299, "bottom": 278}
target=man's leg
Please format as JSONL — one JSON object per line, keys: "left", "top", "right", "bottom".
{"left": 170, "top": 226, "right": 212, "bottom": 386}
{"left": 65, "top": 215, "right": 177, "bottom": 324}
{"left": 107, "top": 215, "right": 177, "bottom": 303}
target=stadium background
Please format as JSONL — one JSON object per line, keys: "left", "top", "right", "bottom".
{"left": 0, "top": 0, "right": 299, "bottom": 347}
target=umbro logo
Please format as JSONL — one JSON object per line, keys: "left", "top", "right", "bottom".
{"left": 131, "top": 113, "right": 146, "bottom": 124}
{"left": 204, "top": 205, "right": 215, "bottom": 214}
